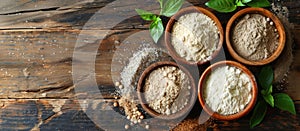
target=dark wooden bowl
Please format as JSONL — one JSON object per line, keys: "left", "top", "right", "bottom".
{"left": 165, "top": 6, "right": 224, "bottom": 65}
{"left": 198, "top": 61, "right": 258, "bottom": 120}
{"left": 137, "top": 61, "right": 197, "bottom": 120}
{"left": 226, "top": 7, "right": 286, "bottom": 66}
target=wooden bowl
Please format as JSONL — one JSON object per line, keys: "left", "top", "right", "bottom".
{"left": 165, "top": 6, "right": 224, "bottom": 65}
{"left": 137, "top": 61, "right": 197, "bottom": 120}
{"left": 198, "top": 61, "right": 258, "bottom": 120}
{"left": 226, "top": 7, "right": 286, "bottom": 66}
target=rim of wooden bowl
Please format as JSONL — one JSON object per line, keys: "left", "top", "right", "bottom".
{"left": 198, "top": 60, "right": 258, "bottom": 120}
{"left": 226, "top": 7, "right": 286, "bottom": 66}
{"left": 165, "top": 6, "right": 224, "bottom": 65}
{"left": 137, "top": 61, "right": 197, "bottom": 120}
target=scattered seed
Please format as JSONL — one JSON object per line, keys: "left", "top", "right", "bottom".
{"left": 119, "top": 85, "right": 123, "bottom": 89}
{"left": 115, "top": 81, "right": 120, "bottom": 86}
{"left": 113, "top": 102, "right": 118, "bottom": 107}
{"left": 125, "top": 124, "right": 130, "bottom": 129}
{"left": 266, "top": 17, "right": 270, "bottom": 21}
{"left": 145, "top": 124, "right": 150, "bottom": 129}
{"left": 139, "top": 115, "right": 144, "bottom": 119}
{"left": 270, "top": 21, "right": 274, "bottom": 26}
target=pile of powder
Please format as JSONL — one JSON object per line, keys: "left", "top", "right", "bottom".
{"left": 232, "top": 14, "right": 279, "bottom": 61}
{"left": 144, "top": 65, "right": 190, "bottom": 115}
{"left": 203, "top": 65, "right": 252, "bottom": 115}
{"left": 171, "top": 12, "right": 219, "bottom": 62}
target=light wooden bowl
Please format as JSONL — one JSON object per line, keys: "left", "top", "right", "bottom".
{"left": 198, "top": 61, "right": 258, "bottom": 120}
{"left": 165, "top": 6, "right": 224, "bottom": 65}
{"left": 137, "top": 61, "right": 197, "bottom": 120}
{"left": 226, "top": 7, "right": 286, "bottom": 66}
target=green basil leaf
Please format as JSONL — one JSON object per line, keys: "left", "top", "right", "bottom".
{"left": 266, "top": 85, "right": 273, "bottom": 94}
{"left": 274, "top": 93, "right": 296, "bottom": 115}
{"left": 150, "top": 17, "right": 164, "bottom": 43}
{"left": 160, "top": 0, "right": 184, "bottom": 17}
{"left": 258, "top": 66, "right": 273, "bottom": 90}
{"left": 135, "top": 9, "right": 157, "bottom": 21}
{"left": 250, "top": 100, "right": 267, "bottom": 128}
{"left": 205, "top": 0, "right": 237, "bottom": 13}
{"left": 263, "top": 94, "right": 274, "bottom": 107}
{"left": 242, "top": 0, "right": 252, "bottom": 3}
{"left": 261, "top": 89, "right": 267, "bottom": 95}
{"left": 237, "top": 0, "right": 246, "bottom": 6}
{"left": 247, "top": 0, "right": 270, "bottom": 7}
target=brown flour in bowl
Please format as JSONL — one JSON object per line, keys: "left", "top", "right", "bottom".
{"left": 144, "top": 65, "right": 191, "bottom": 115}
{"left": 232, "top": 14, "right": 279, "bottom": 61}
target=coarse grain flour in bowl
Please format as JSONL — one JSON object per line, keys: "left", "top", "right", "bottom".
{"left": 165, "top": 7, "right": 224, "bottom": 65}
{"left": 198, "top": 61, "right": 258, "bottom": 120}
{"left": 137, "top": 61, "right": 197, "bottom": 120}
{"left": 226, "top": 8, "right": 286, "bottom": 65}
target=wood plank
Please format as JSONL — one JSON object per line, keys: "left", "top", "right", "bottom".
{"left": 0, "top": 3, "right": 299, "bottom": 100}
{"left": 0, "top": 0, "right": 299, "bottom": 130}
{"left": 0, "top": 99, "right": 299, "bottom": 130}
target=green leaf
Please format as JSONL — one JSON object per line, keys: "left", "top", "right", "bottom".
{"left": 261, "top": 85, "right": 273, "bottom": 95}
{"left": 274, "top": 93, "right": 296, "bottom": 115}
{"left": 236, "top": 0, "right": 246, "bottom": 6}
{"left": 263, "top": 94, "right": 274, "bottom": 107}
{"left": 205, "top": 0, "right": 237, "bottom": 13}
{"left": 250, "top": 100, "right": 267, "bottom": 128}
{"left": 261, "top": 89, "right": 267, "bottom": 95}
{"left": 150, "top": 17, "right": 164, "bottom": 43}
{"left": 247, "top": 0, "right": 271, "bottom": 7}
{"left": 157, "top": 0, "right": 163, "bottom": 9}
{"left": 242, "top": 0, "right": 252, "bottom": 3}
{"left": 160, "top": 0, "right": 184, "bottom": 17}
{"left": 258, "top": 66, "right": 273, "bottom": 90}
{"left": 135, "top": 9, "right": 157, "bottom": 21}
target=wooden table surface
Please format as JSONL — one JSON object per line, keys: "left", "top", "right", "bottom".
{"left": 0, "top": 0, "right": 299, "bottom": 130}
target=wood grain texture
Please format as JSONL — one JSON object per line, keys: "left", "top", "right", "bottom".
{"left": 0, "top": 0, "right": 299, "bottom": 130}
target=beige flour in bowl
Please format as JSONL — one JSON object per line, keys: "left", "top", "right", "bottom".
{"left": 171, "top": 12, "right": 219, "bottom": 62}
{"left": 144, "top": 65, "right": 191, "bottom": 115}
{"left": 232, "top": 14, "right": 279, "bottom": 61}
{"left": 203, "top": 65, "right": 252, "bottom": 115}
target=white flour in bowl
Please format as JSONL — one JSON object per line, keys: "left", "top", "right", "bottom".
{"left": 171, "top": 12, "right": 219, "bottom": 62}
{"left": 203, "top": 65, "right": 252, "bottom": 115}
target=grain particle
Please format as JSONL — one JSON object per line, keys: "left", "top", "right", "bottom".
{"left": 139, "top": 115, "right": 144, "bottom": 119}
{"left": 115, "top": 81, "right": 120, "bottom": 86}
{"left": 113, "top": 102, "right": 118, "bottom": 107}
{"left": 145, "top": 125, "right": 150, "bottom": 129}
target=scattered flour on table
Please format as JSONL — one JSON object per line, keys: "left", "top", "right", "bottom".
{"left": 171, "top": 12, "right": 219, "bottom": 62}
{"left": 116, "top": 46, "right": 172, "bottom": 125}
{"left": 203, "top": 65, "right": 252, "bottom": 115}
{"left": 232, "top": 14, "right": 279, "bottom": 61}
{"left": 144, "top": 66, "right": 190, "bottom": 115}
{"left": 120, "top": 48, "right": 170, "bottom": 95}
